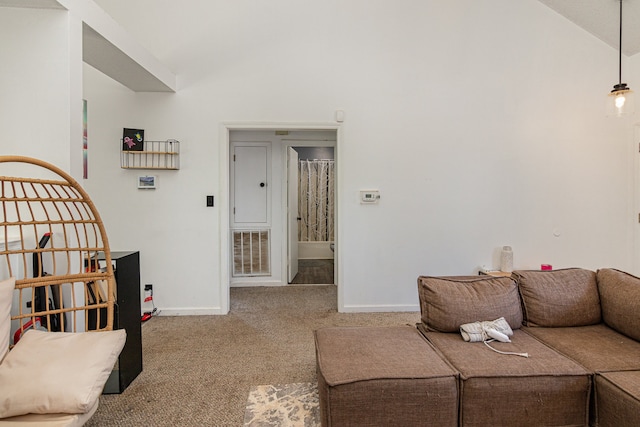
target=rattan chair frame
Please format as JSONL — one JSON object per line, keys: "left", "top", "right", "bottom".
{"left": 0, "top": 156, "right": 115, "bottom": 340}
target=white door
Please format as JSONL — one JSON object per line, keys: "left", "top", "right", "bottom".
{"left": 287, "top": 147, "right": 299, "bottom": 282}
{"left": 231, "top": 143, "right": 272, "bottom": 278}
{"left": 233, "top": 145, "right": 268, "bottom": 224}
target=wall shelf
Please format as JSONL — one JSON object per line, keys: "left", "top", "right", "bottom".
{"left": 121, "top": 139, "right": 180, "bottom": 170}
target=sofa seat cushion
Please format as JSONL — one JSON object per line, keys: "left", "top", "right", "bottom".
{"left": 523, "top": 324, "right": 640, "bottom": 372}
{"left": 417, "top": 275, "right": 522, "bottom": 332}
{"left": 424, "top": 330, "right": 590, "bottom": 427}
{"left": 595, "top": 371, "right": 640, "bottom": 427}
{"left": 315, "top": 326, "right": 458, "bottom": 427}
{"left": 597, "top": 268, "right": 640, "bottom": 341}
{"left": 513, "top": 268, "right": 601, "bottom": 327}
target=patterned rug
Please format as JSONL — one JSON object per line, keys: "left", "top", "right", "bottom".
{"left": 244, "top": 382, "right": 320, "bottom": 427}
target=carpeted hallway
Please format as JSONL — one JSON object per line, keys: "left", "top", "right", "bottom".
{"left": 87, "top": 285, "right": 420, "bottom": 426}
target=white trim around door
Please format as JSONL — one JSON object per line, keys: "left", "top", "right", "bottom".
{"left": 219, "top": 122, "right": 343, "bottom": 314}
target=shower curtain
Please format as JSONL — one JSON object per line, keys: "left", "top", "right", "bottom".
{"left": 298, "top": 159, "right": 335, "bottom": 242}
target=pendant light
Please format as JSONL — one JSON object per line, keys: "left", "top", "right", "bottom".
{"left": 607, "top": 0, "right": 634, "bottom": 116}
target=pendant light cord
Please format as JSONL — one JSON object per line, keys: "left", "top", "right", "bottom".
{"left": 619, "top": 0, "right": 623, "bottom": 85}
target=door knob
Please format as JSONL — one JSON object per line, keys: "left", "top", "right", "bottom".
{"left": 260, "top": 182, "right": 265, "bottom": 187}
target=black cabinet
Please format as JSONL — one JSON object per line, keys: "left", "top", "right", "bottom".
{"left": 99, "top": 251, "right": 143, "bottom": 394}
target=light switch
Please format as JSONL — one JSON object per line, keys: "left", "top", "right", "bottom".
{"left": 206, "top": 195, "right": 214, "bottom": 207}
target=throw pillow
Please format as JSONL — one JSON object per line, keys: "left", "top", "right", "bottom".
{"left": 417, "top": 275, "right": 523, "bottom": 332}
{"left": 0, "top": 329, "right": 126, "bottom": 418}
{"left": 513, "top": 268, "right": 600, "bottom": 327}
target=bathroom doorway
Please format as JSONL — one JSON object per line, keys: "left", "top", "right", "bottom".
{"left": 289, "top": 146, "right": 335, "bottom": 285}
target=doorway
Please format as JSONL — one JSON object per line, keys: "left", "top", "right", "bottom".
{"left": 221, "top": 125, "right": 340, "bottom": 313}
{"left": 288, "top": 146, "right": 335, "bottom": 285}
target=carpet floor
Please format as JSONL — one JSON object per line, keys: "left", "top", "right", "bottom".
{"left": 86, "top": 285, "right": 420, "bottom": 426}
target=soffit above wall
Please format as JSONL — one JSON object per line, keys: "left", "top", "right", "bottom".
{"left": 538, "top": 0, "right": 640, "bottom": 56}
{"left": 82, "top": 23, "right": 175, "bottom": 92}
{"left": 0, "top": 0, "right": 176, "bottom": 92}
{"left": 0, "top": 0, "right": 62, "bottom": 8}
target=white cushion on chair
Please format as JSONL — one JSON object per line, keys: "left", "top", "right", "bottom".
{"left": 0, "top": 398, "right": 98, "bottom": 426}
{"left": 0, "top": 329, "right": 126, "bottom": 418}
{"left": 0, "top": 277, "right": 14, "bottom": 364}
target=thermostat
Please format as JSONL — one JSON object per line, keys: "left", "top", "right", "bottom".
{"left": 360, "top": 190, "right": 380, "bottom": 204}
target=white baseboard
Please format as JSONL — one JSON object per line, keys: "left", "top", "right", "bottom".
{"left": 158, "top": 307, "right": 225, "bottom": 316}
{"left": 340, "top": 303, "right": 420, "bottom": 313}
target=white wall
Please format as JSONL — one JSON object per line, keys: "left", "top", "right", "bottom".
{"left": 82, "top": 64, "right": 218, "bottom": 315}
{"left": 6, "top": 0, "right": 638, "bottom": 314}
{"left": 0, "top": 7, "right": 74, "bottom": 172}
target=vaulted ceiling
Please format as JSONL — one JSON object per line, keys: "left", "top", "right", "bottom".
{"left": 538, "top": 0, "right": 640, "bottom": 56}
{"left": 2, "top": 0, "right": 639, "bottom": 92}
{"left": 2, "top": 0, "right": 639, "bottom": 57}
{"left": 2, "top": 0, "right": 639, "bottom": 56}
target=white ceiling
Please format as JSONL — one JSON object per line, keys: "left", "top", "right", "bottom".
{"left": 538, "top": 0, "right": 640, "bottom": 56}
{"left": 2, "top": 0, "right": 640, "bottom": 84}
{"left": 3, "top": 0, "right": 640, "bottom": 56}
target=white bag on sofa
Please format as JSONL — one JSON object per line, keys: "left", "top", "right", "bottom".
{"left": 460, "top": 317, "right": 514, "bottom": 342}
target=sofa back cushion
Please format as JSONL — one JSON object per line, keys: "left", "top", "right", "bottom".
{"left": 597, "top": 268, "right": 640, "bottom": 341}
{"left": 513, "top": 268, "right": 600, "bottom": 327}
{"left": 417, "top": 275, "right": 523, "bottom": 333}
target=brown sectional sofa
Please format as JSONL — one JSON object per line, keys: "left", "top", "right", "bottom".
{"left": 314, "top": 268, "right": 640, "bottom": 426}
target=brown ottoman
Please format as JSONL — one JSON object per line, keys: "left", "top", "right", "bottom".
{"left": 596, "top": 371, "right": 640, "bottom": 427}
{"left": 314, "top": 326, "right": 458, "bottom": 427}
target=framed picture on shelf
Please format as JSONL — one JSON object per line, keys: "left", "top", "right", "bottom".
{"left": 137, "top": 175, "right": 157, "bottom": 189}
{"left": 123, "top": 128, "right": 144, "bottom": 151}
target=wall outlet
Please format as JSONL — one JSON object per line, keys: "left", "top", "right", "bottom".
{"left": 144, "top": 284, "right": 153, "bottom": 292}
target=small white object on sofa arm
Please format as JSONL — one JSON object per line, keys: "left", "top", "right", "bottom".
{"left": 0, "top": 329, "right": 126, "bottom": 419}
